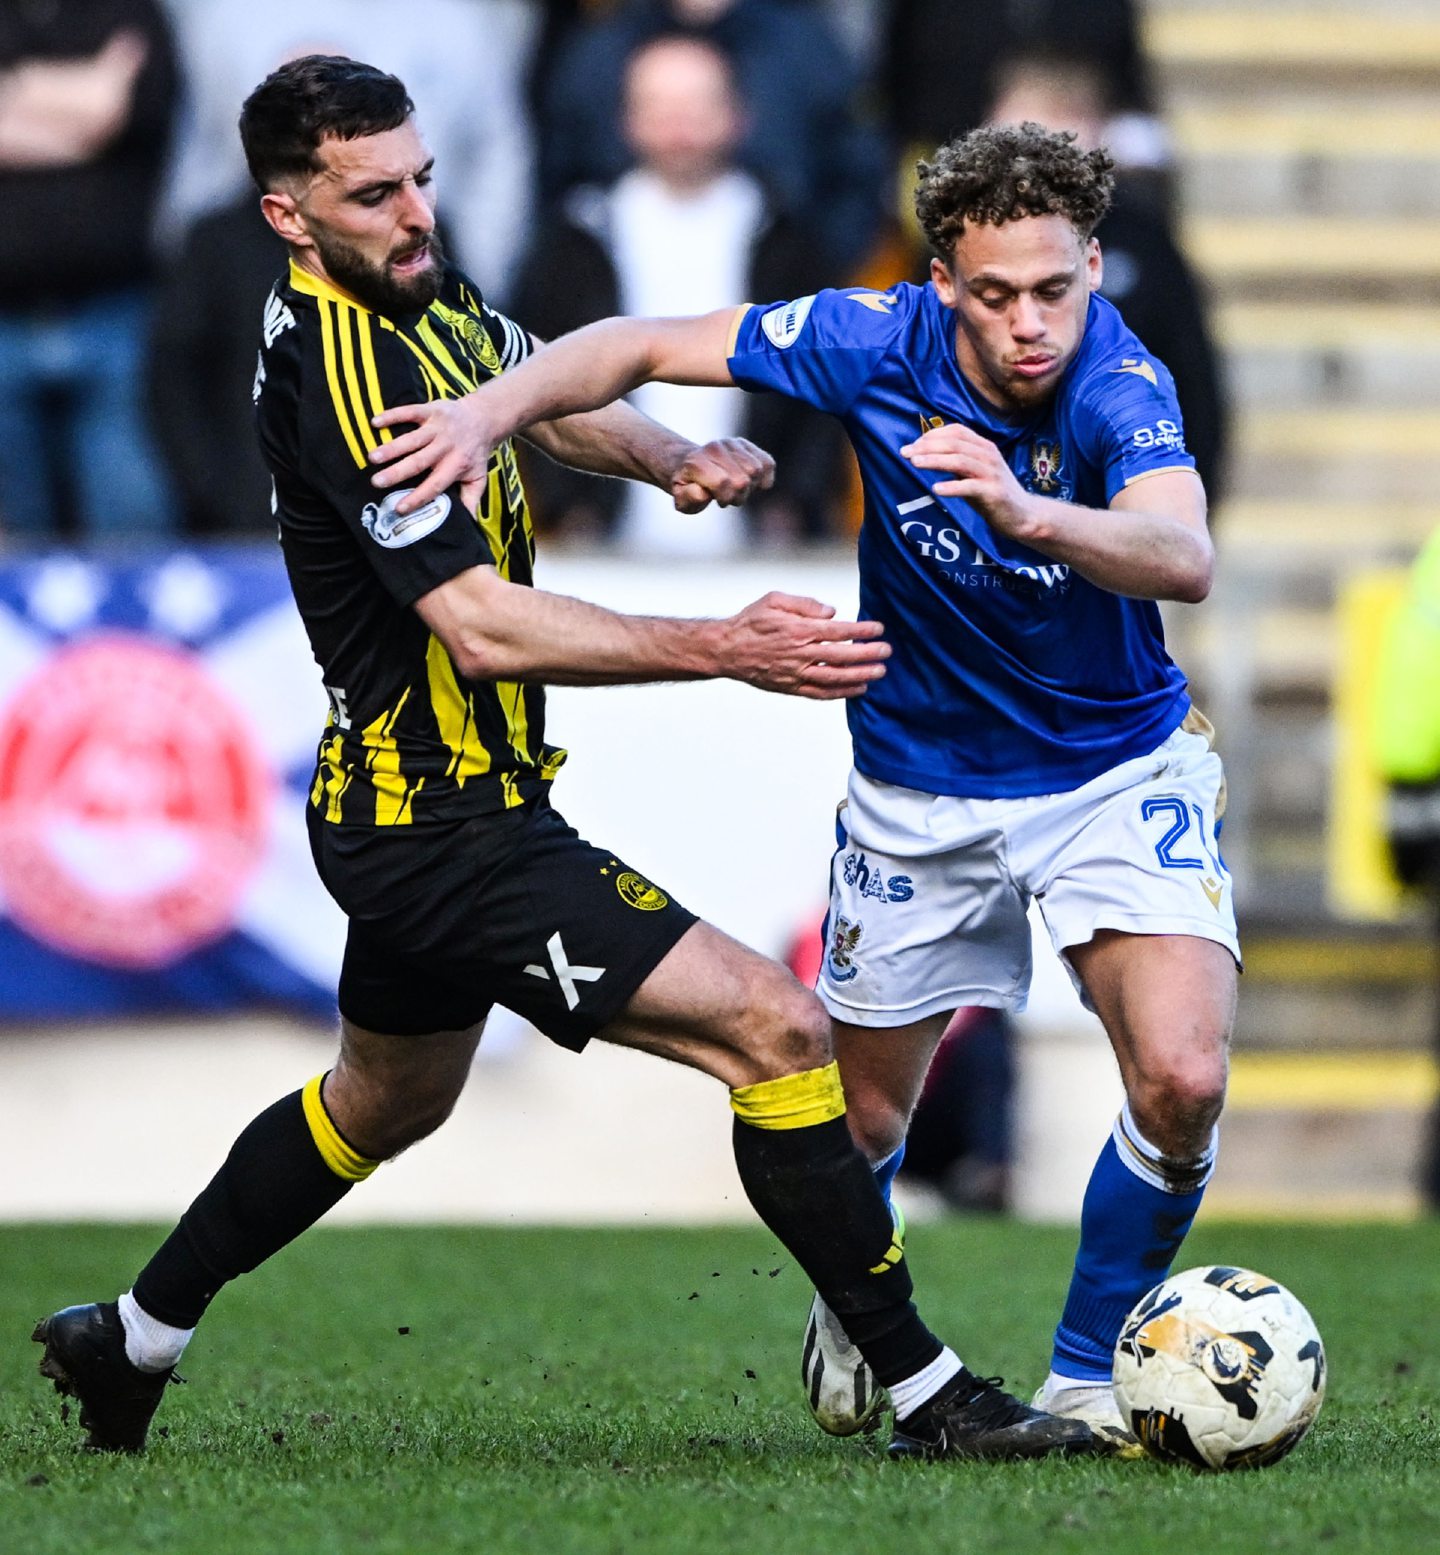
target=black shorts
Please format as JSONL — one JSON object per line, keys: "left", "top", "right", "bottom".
{"left": 306, "top": 798, "right": 697, "bottom": 1050}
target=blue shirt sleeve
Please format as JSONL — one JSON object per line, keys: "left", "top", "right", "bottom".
{"left": 1077, "top": 355, "right": 1199, "bottom": 504}
{"left": 727, "top": 288, "right": 901, "bottom": 416}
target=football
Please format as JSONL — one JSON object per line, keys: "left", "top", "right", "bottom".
{"left": 1112, "top": 1265, "right": 1326, "bottom": 1470}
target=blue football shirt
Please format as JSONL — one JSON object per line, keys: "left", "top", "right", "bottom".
{"left": 728, "top": 285, "right": 1196, "bottom": 798}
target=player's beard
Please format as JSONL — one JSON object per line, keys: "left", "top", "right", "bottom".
{"left": 314, "top": 229, "right": 447, "bottom": 316}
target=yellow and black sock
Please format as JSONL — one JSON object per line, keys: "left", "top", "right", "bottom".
{"left": 131, "top": 1076, "right": 378, "bottom": 1328}
{"left": 730, "top": 1062, "right": 942, "bottom": 1388}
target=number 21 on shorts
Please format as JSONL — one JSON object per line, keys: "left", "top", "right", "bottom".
{"left": 1141, "top": 794, "right": 1228, "bottom": 902}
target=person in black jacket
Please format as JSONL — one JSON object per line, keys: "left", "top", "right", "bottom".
{"left": 537, "top": 0, "right": 888, "bottom": 279}
{"left": 513, "top": 31, "right": 848, "bottom": 545}
{"left": 147, "top": 193, "right": 286, "bottom": 536}
{"left": 884, "top": 0, "right": 1156, "bottom": 164}
{"left": 985, "top": 55, "right": 1229, "bottom": 504}
{"left": 0, "top": 0, "right": 180, "bottom": 541}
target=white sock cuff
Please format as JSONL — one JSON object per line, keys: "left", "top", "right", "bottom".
{"left": 118, "top": 1289, "right": 194, "bottom": 1374}
{"left": 889, "top": 1345, "right": 963, "bottom": 1421}
{"left": 1113, "top": 1102, "right": 1217, "bottom": 1195}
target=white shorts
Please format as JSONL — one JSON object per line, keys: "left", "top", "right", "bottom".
{"left": 816, "top": 722, "right": 1241, "bottom": 1027}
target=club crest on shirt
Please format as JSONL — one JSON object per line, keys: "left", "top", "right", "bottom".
{"left": 616, "top": 871, "right": 668, "bottom": 911}
{"left": 432, "top": 302, "right": 503, "bottom": 373}
{"left": 827, "top": 915, "right": 863, "bottom": 982}
{"left": 1027, "top": 441, "right": 1064, "bottom": 493}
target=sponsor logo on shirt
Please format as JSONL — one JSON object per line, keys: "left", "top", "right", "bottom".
{"left": 1131, "top": 419, "right": 1187, "bottom": 453}
{"left": 360, "top": 490, "right": 452, "bottom": 549}
{"left": 846, "top": 291, "right": 897, "bottom": 314}
{"left": 760, "top": 295, "right": 816, "bottom": 349}
{"left": 897, "top": 517, "right": 1072, "bottom": 591}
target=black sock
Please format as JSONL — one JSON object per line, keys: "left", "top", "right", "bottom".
{"left": 132, "top": 1077, "right": 377, "bottom": 1327}
{"left": 730, "top": 1064, "right": 943, "bottom": 1388}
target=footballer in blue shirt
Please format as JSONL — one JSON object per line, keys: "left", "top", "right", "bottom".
{"left": 372, "top": 122, "right": 1239, "bottom": 1460}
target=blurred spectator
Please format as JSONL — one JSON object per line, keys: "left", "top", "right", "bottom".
{"left": 809, "top": 0, "right": 883, "bottom": 70}
{"left": 539, "top": 0, "right": 889, "bottom": 275}
{"left": 0, "top": 0, "right": 180, "bottom": 542}
{"left": 1373, "top": 528, "right": 1440, "bottom": 1211}
{"left": 785, "top": 913, "right": 1016, "bottom": 1214}
{"left": 513, "top": 32, "right": 846, "bottom": 550}
{"left": 985, "top": 55, "right": 1229, "bottom": 504}
{"left": 148, "top": 193, "right": 284, "bottom": 536}
{"left": 163, "top": 0, "right": 539, "bottom": 299}
{"left": 900, "top": 1007, "right": 1016, "bottom": 1215}
{"left": 883, "top": 0, "right": 1162, "bottom": 175}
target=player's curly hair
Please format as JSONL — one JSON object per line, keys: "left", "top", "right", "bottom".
{"left": 914, "top": 123, "right": 1115, "bottom": 259}
{"left": 240, "top": 55, "right": 414, "bottom": 191}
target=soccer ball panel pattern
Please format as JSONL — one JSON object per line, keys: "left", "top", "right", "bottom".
{"left": 1112, "top": 1265, "right": 1326, "bottom": 1471}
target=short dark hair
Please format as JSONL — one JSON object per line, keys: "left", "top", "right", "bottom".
{"left": 239, "top": 54, "right": 414, "bottom": 191}
{"left": 914, "top": 122, "right": 1115, "bottom": 260}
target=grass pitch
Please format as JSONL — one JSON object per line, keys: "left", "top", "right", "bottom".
{"left": 2, "top": 1218, "right": 1437, "bottom": 1555}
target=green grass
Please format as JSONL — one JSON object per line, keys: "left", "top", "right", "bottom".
{"left": 2, "top": 1219, "right": 1438, "bottom": 1554}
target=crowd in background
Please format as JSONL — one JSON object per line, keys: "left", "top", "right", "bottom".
{"left": 0, "top": 0, "right": 1228, "bottom": 554}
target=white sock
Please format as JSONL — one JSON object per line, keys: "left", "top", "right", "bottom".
{"left": 889, "top": 1345, "right": 964, "bottom": 1421}
{"left": 118, "top": 1289, "right": 194, "bottom": 1373}
{"left": 1114, "top": 1101, "right": 1217, "bottom": 1195}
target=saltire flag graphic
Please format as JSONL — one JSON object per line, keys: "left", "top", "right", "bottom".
{"left": 0, "top": 548, "right": 344, "bottom": 1020}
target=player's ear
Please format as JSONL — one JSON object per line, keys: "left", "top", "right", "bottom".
{"left": 930, "top": 255, "right": 959, "bottom": 307}
{"left": 1085, "top": 234, "right": 1103, "bottom": 292}
{"left": 261, "top": 190, "right": 311, "bottom": 248}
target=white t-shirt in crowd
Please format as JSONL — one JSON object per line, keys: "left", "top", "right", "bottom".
{"left": 609, "top": 168, "right": 765, "bottom": 557}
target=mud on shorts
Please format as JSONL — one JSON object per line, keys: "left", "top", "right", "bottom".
{"left": 307, "top": 796, "right": 697, "bottom": 1050}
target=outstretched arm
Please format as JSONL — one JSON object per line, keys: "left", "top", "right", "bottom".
{"left": 418, "top": 564, "right": 888, "bottom": 701}
{"left": 522, "top": 402, "right": 772, "bottom": 514}
{"left": 370, "top": 309, "right": 744, "bottom": 512}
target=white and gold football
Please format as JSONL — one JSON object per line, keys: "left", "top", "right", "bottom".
{"left": 1112, "top": 1265, "right": 1326, "bottom": 1470}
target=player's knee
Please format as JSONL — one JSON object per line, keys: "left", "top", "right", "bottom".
{"left": 736, "top": 969, "right": 833, "bottom": 1082}
{"left": 327, "top": 1068, "right": 466, "bottom": 1160}
{"left": 1132, "top": 1054, "right": 1226, "bottom": 1156}
{"left": 844, "top": 1096, "right": 908, "bottom": 1164}
{"left": 383, "top": 1085, "right": 463, "bottom": 1154}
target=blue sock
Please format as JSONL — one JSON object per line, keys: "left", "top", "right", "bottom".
{"left": 1050, "top": 1104, "right": 1215, "bottom": 1382}
{"left": 872, "top": 1142, "right": 905, "bottom": 1210}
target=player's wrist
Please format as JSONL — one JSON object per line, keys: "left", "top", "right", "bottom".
{"left": 682, "top": 616, "right": 728, "bottom": 681}
{"left": 657, "top": 435, "right": 702, "bottom": 491}
{"left": 1008, "top": 492, "right": 1056, "bottom": 544}
{"left": 463, "top": 383, "right": 522, "bottom": 449}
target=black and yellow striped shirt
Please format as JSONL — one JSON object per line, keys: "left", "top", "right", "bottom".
{"left": 254, "top": 258, "right": 565, "bottom": 826}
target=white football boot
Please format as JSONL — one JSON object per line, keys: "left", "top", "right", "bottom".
{"left": 801, "top": 1292, "right": 887, "bottom": 1435}
{"left": 1031, "top": 1373, "right": 1146, "bottom": 1460}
